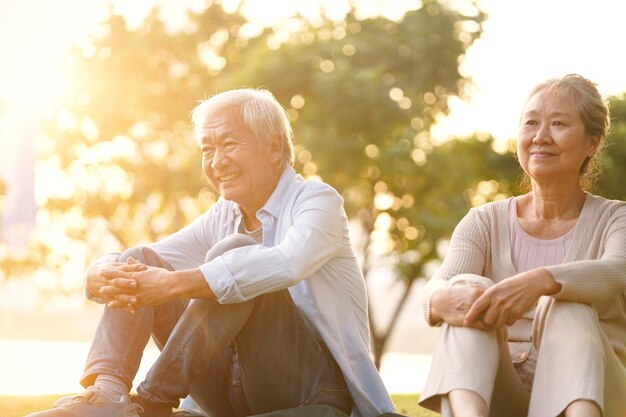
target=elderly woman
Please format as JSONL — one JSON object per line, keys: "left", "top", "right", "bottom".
{"left": 419, "top": 74, "right": 626, "bottom": 417}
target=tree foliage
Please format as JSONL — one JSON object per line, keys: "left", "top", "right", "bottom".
{"left": 9, "top": 0, "right": 626, "bottom": 365}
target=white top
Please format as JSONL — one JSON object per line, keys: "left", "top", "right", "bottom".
{"left": 94, "top": 166, "right": 394, "bottom": 417}
{"left": 507, "top": 198, "right": 574, "bottom": 359}
{"left": 509, "top": 197, "right": 574, "bottom": 272}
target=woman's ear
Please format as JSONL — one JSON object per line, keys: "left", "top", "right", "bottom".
{"left": 587, "top": 134, "right": 601, "bottom": 156}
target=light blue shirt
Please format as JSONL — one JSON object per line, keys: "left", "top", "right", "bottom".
{"left": 148, "top": 166, "right": 394, "bottom": 417}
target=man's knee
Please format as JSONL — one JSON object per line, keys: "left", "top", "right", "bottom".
{"left": 119, "top": 246, "right": 166, "bottom": 267}
{"left": 205, "top": 234, "right": 259, "bottom": 263}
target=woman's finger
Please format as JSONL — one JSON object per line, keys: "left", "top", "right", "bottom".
{"left": 464, "top": 294, "right": 490, "bottom": 325}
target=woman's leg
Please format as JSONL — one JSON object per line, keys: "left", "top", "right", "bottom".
{"left": 531, "top": 297, "right": 626, "bottom": 417}
{"left": 419, "top": 274, "right": 529, "bottom": 417}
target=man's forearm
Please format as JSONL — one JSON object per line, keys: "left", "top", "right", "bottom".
{"left": 171, "top": 268, "right": 217, "bottom": 300}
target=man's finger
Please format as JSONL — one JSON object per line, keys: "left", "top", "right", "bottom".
{"left": 110, "top": 293, "right": 138, "bottom": 305}
{"left": 112, "top": 278, "right": 137, "bottom": 289}
{"left": 121, "top": 263, "right": 146, "bottom": 271}
{"left": 107, "top": 300, "right": 127, "bottom": 309}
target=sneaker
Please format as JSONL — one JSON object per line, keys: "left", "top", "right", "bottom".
{"left": 129, "top": 393, "right": 173, "bottom": 417}
{"left": 25, "top": 386, "right": 141, "bottom": 417}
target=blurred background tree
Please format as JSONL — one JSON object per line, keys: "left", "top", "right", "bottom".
{"left": 2, "top": 0, "right": 625, "bottom": 366}
{"left": 596, "top": 94, "right": 626, "bottom": 201}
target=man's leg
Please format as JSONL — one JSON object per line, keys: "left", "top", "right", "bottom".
{"left": 27, "top": 246, "right": 187, "bottom": 417}
{"left": 81, "top": 246, "right": 187, "bottom": 389}
{"left": 234, "top": 289, "right": 352, "bottom": 415}
{"left": 134, "top": 234, "right": 351, "bottom": 417}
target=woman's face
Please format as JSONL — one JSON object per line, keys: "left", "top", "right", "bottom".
{"left": 517, "top": 89, "right": 598, "bottom": 185}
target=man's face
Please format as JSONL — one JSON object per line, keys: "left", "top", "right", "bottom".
{"left": 197, "top": 106, "right": 282, "bottom": 218}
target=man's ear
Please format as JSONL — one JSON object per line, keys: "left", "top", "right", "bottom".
{"left": 269, "top": 134, "right": 283, "bottom": 164}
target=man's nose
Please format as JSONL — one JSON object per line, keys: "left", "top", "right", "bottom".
{"left": 211, "top": 148, "right": 228, "bottom": 168}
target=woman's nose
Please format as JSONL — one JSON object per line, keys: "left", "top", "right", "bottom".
{"left": 533, "top": 123, "right": 551, "bottom": 144}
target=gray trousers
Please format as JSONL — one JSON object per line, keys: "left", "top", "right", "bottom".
{"left": 419, "top": 273, "right": 626, "bottom": 417}
{"left": 80, "top": 234, "right": 352, "bottom": 416}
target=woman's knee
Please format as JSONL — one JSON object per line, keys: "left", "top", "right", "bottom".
{"left": 534, "top": 298, "right": 602, "bottom": 349}
{"left": 449, "top": 273, "right": 494, "bottom": 289}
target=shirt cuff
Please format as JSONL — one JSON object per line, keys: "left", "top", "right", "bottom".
{"left": 199, "top": 256, "right": 244, "bottom": 303}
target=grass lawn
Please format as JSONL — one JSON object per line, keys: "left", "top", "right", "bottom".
{"left": 0, "top": 394, "right": 439, "bottom": 417}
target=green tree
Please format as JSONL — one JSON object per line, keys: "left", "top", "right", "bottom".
{"left": 596, "top": 94, "right": 626, "bottom": 200}
{"left": 3, "top": 0, "right": 530, "bottom": 366}
{"left": 224, "top": 1, "right": 500, "bottom": 365}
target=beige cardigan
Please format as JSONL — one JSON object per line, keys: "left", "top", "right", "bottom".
{"left": 422, "top": 193, "right": 626, "bottom": 366}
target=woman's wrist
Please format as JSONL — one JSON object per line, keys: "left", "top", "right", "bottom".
{"left": 429, "top": 287, "right": 447, "bottom": 324}
{"left": 534, "top": 268, "right": 562, "bottom": 296}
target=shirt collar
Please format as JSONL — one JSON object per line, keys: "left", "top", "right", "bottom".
{"left": 260, "top": 166, "right": 297, "bottom": 219}
{"left": 231, "top": 166, "right": 298, "bottom": 222}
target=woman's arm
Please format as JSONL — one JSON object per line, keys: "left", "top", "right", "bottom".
{"left": 545, "top": 209, "right": 626, "bottom": 303}
{"left": 423, "top": 208, "right": 492, "bottom": 325}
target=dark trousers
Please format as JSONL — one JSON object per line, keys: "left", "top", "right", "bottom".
{"left": 81, "top": 234, "right": 352, "bottom": 416}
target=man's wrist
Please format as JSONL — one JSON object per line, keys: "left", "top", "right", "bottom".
{"left": 171, "top": 269, "right": 216, "bottom": 300}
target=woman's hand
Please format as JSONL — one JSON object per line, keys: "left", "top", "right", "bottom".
{"left": 464, "top": 268, "right": 561, "bottom": 330}
{"left": 430, "top": 284, "right": 486, "bottom": 326}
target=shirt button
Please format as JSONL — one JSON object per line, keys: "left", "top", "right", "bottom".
{"left": 520, "top": 352, "right": 528, "bottom": 360}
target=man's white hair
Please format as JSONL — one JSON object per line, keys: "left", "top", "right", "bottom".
{"left": 191, "top": 88, "right": 295, "bottom": 166}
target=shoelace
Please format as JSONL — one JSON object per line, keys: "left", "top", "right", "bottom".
{"left": 63, "top": 395, "right": 91, "bottom": 406}
{"left": 120, "top": 403, "right": 144, "bottom": 417}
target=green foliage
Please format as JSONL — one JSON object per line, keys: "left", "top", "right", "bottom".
{"left": 596, "top": 94, "right": 626, "bottom": 200}
{"left": 3, "top": 0, "right": 529, "bottom": 363}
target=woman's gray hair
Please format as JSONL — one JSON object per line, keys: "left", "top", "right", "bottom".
{"left": 191, "top": 88, "right": 295, "bottom": 166}
{"left": 520, "top": 74, "right": 610, "bottom": 190}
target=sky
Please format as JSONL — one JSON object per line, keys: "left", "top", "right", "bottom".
{"left": 2, "top": 0, "right": 626, "bottom": 142}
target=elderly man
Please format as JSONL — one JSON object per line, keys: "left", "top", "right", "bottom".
{"left": 27, "top": 89, "right": 394, "bottom": 417}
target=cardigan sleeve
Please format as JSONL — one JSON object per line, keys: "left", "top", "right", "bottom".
{"left": 545, "top": 206, "right": 626, "bottom": 304}
{"left": 422, "top": 207, "right": 491, "bottom": 325}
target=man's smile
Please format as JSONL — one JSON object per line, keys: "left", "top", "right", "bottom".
{"left": 219, "top": 172, "right": 241, "bottom": 182}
